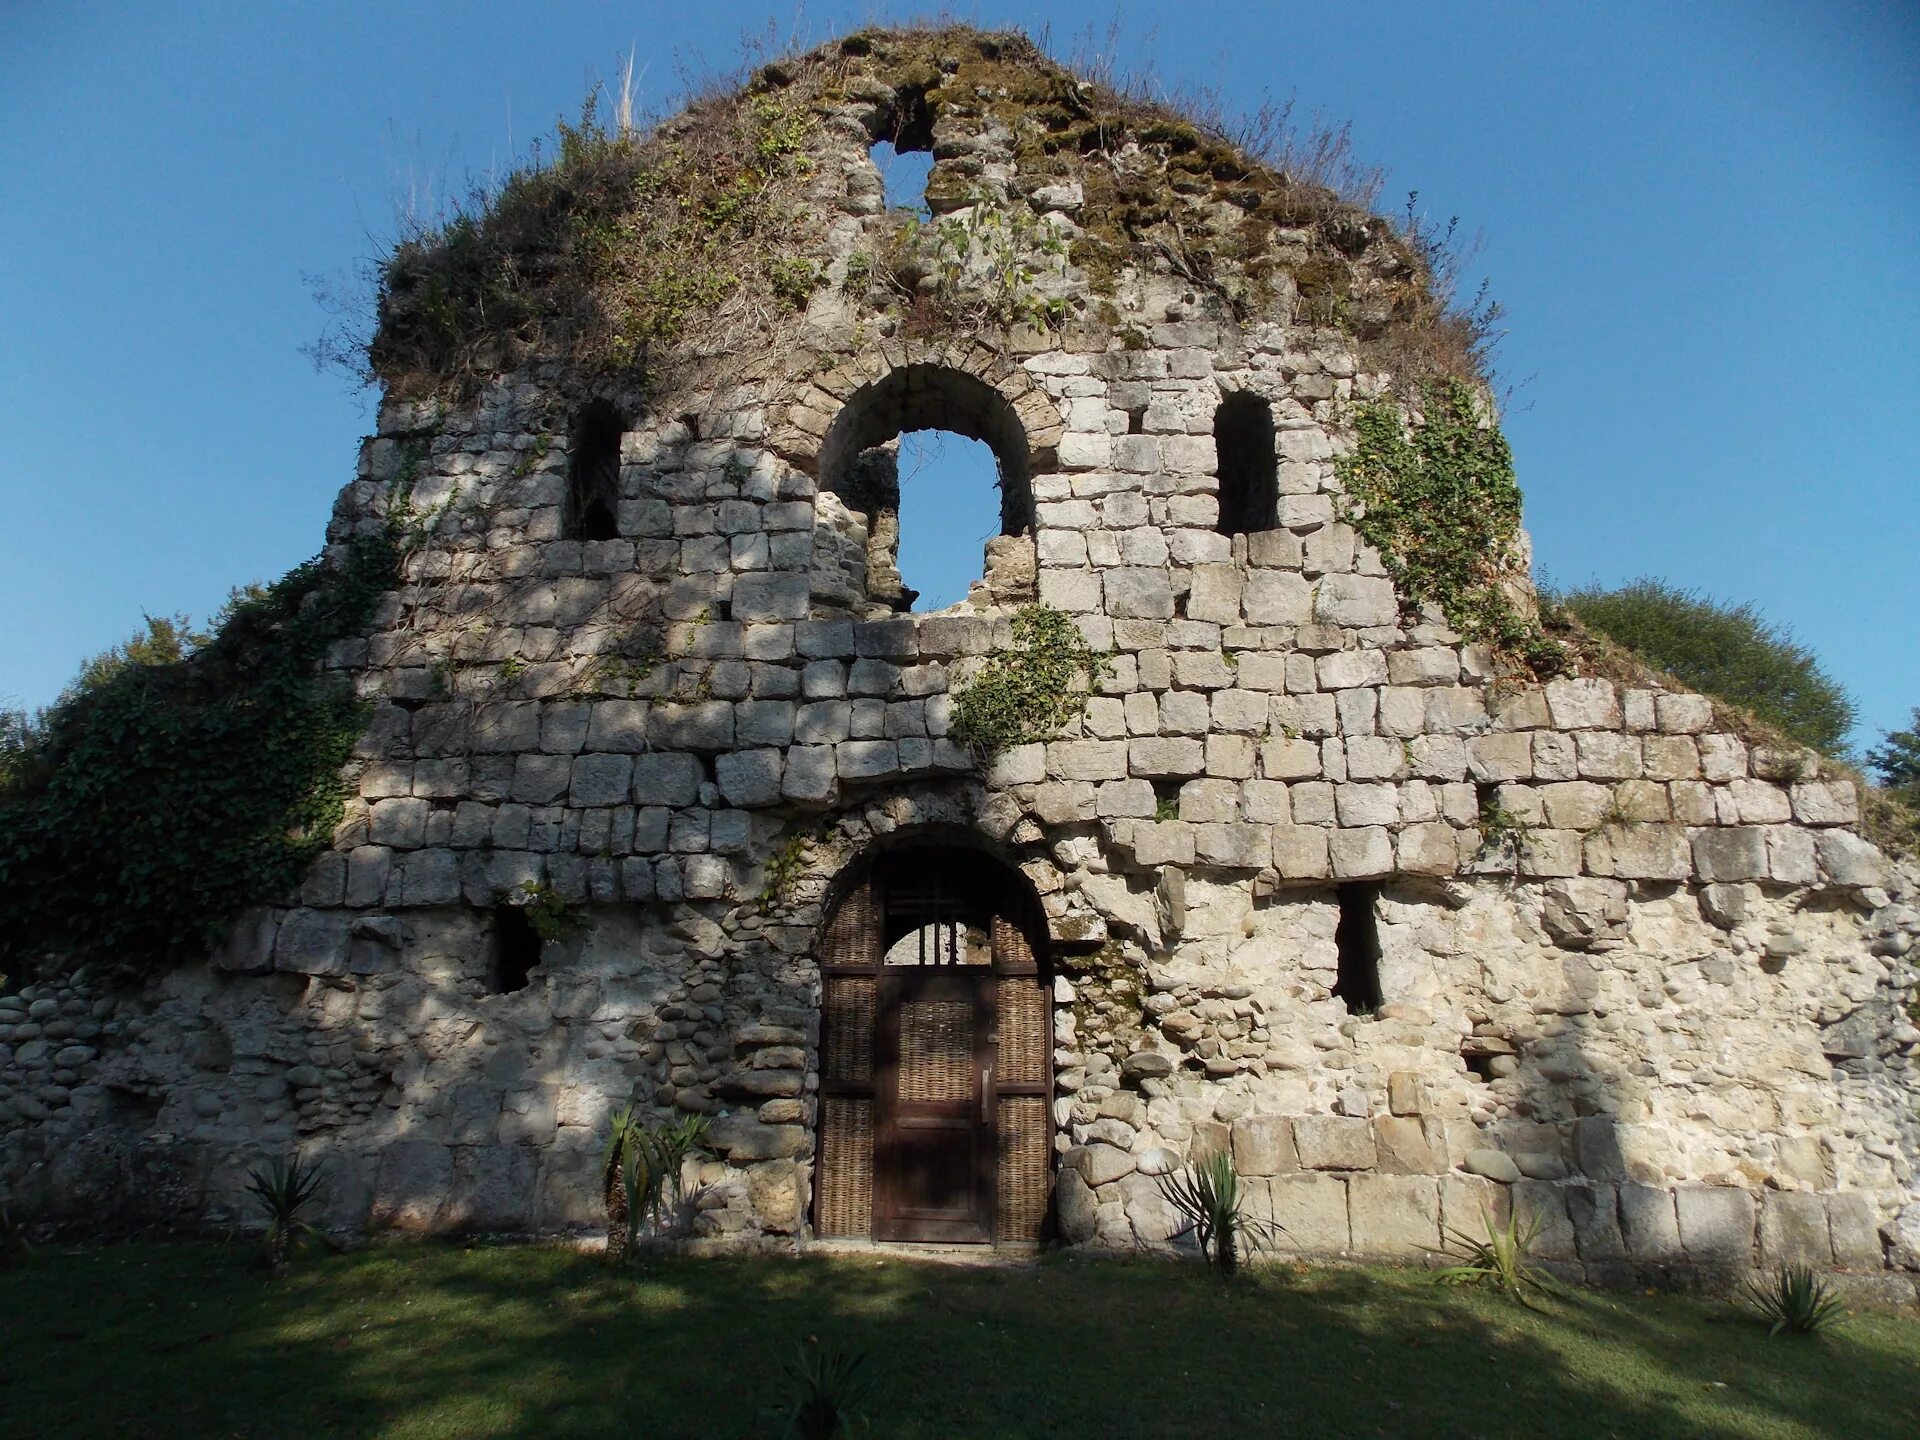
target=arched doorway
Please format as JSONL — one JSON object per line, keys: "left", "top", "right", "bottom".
{"left": 814, "top": 840, "right": 1053, "bottom": 1245}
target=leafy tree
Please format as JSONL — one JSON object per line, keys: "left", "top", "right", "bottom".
{"left": 1868, "top": 710, "right": 1920, "bottom": 796}
{"left": 1554, "top": 578, "right": 1856, "bottom": 754}
{"left": 0, "top": 537, "right": 395, "bottom": 981}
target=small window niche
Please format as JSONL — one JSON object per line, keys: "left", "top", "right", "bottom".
{"left": 566, "top": 400, "right": 624, "bottom": 542}
{"left": 1332, "top": 884, "right": 1383, "bottom": 1016}
{"left": 1214, "top": 392, "right": 1278, "bottom": 536}
{"left": 489, "top": 905, "right": 542, "bottom": 995}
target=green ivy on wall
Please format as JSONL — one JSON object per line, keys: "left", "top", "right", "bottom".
{"left": 1335, "top": 377, "right": 1563, "bottom": 674}
{"left": 949, "top": 605, "right": 1111, "bottom": 759}
{"left": 0, "top": 531, "right": 399, "bottom": 981}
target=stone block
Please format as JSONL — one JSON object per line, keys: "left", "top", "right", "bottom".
{"left": 1195, "top": 822, "right": 1269, "bottom": 869}
{"left": 1313, "top": 574, "right": 1397, "bottom": 627}
{"left": 1564, "top": 1183, "right": 1626, "bottom": 1260}
{"left": 1691, "top": 826, "right": 1770, "bottom": 882}
{"left": 1329, "top": 827, "right": 1392, "bottom": 880}
{"left": 1586, "top": 823, "right": 1690, "bottom": 881}
{"left": 1618, "top": 1185, "right": 1683, "bottom": 1260}
{"left": 707, "top": 1117, "right": 808, "bottom": 1162}
{"left": 1129, "top": 738, "right": 1205, "bottom": 777}
{"left": 651, "top": 702, "right": 734, "bottom": 751}
{"left": 1816, "top": 831, "right": 1891, "bottom": 889}
{"left": 1674, "top": 1186, "right": 1756, "bottom": 1269}
{"left": 1545, "top": 678, "right": 1621, "bottom": 730}
{"left": 1231, "top": 1116, "right": 1298, "bottom": 1176}
{"left": 1826, "top": 1193, "right": 1883, "bottom": 1268}
{"left": 273, "top": 909, "right": 352, "bottom": 977}
{"left": 1294, "top": 1115, "right": 1377, "bottom": 1171}
{"left": 1467, "top": 733, "right": 1533, "bottom": 782}
{"left": 1790, "top": 780, "right": 1857, "bottom": 826}
{"left": 837, "top": 740, "right": 900, "bottom": 781}
{"left": 1396, "top": 823, "right": 1458, "bottom": 877}
{"left": 568, "top": 754, "right": 633, "bottom": 807}
{"left": 445, "top": 1145, "right": 537, "bottom": 1232}
{"left": 585, "top": 701, "right": 650, "bottom": 752}
{"left": 1056, "top": 1167, "right": 1099, "bottom": 1244}
{"left": 1511, "top": 1179, "right": 1578, "bottom": 1260}
{"left": 1373, "top": 1116, "right": 1447, "bottom": 1174}
{"left": 632, "top": 753, "right": 702, "bottom": 806}
{"left": 1262, "top": 1175, "right": 1350, "bottom": 1254}
{"left": 1348, "top": 1174, "right": 1441, "bottom": 1257}
{"left": 715, "top": 749, "right": 783, "bottom": 806}
{"left": 730, "top": 573, "right": 809, "bottom": 620}
{"left": 1758, "top": 1190, "right": 1833, "bottom": 1267}
{"left": 781, "top": 746, "right": 836, "bottom": 804}
{"left": 370, "top": 1141, "right": 453, "bottom": 1230}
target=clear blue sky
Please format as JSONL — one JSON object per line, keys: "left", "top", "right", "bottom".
{"left": 3, "top": 3, "right": 1915, "bottom": 754}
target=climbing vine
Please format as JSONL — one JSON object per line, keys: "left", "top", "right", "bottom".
{"left": 0, "top": 532, "right": 400, "bottom": 981}
{"left": 948, "top": 606, "right": 1111, "bottom": 760}
{"left": 1335, "top": 377, "right": 1563, "bottom": 674}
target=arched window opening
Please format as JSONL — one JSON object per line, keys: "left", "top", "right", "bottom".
{"left": 818, "top": 366, "right": 1032, "bottom": 615}
{"left": 567, "top": 400, "right": 624, "bottom": 542}
{"left": 1333, "top": 883, "right": 1383, "bottom": 1016}
{"left": 870, "top": 141, "right": 933, "bottom": 218}
{"left": 1215, "top": 392, "right": 1278, "bottom": 536}
{"left": 490, "top": 905, "right": 542, "bottom": 994}
{"left": 896, "top": 430, "right": 1002, "bottom": 610}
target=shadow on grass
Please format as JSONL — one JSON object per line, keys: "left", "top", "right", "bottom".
{"left": 1, "top": 1243, "right": 1915, "bottom": 1439}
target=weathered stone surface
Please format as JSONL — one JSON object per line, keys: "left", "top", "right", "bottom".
{"left": 1294, "top": 1115, "right": 1377, "bottom": 1172}
{"left": 1347, "top": 1174, "right": 1440, "bottom": 1257}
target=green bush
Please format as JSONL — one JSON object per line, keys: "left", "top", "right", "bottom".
{"left": 948, "top": 605, "right": 1111, "bottom": 759}
{"left": 0, "top": 534, "right": 397, "bottom": 981}
{"left": 1868, "top": 709, "right": 1920, "bottom": 796}
{"left": 1555, "top": 578, "right": 1856, "bottom": 754}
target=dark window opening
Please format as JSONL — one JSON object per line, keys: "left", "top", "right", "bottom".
{"left": 490, "top": 905, "right": 542, "bottom": 994}
{"left": 567, "top": 400, "right": 624, "bottom": 542}
{"left": 1214, "top": 392, "right": 1278, "bottom": 536}
{"left": 1333, "top": 884, "right": 1383, "bottom": 1015}
{"left": 1462, "top": 1049, "right": 1499, "bottom": 1082}
{"left": 1151, "top": 779, "right": 1182, "bottom": 821}
{"left": 1126, "top": 406, "right": 1146, "bottom": 435}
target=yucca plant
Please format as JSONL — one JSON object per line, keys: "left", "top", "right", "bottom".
{"left": 1154, "top": 1148, "right": 1281, "bottom": 1281}
{"left": 785, "top": 1342, "right": 870, "bottom": 1440}
{"left": 602, "top": 1107, "right": 711, "bottom": 1263}
{"left": 0, "top": 1203, "right": 29, "bottom": 1268}
{"left": 1435, "top": 1204, "right": 1563, "bottom": 1309}
{"left": 244, "top": 1155, "right": 327, "bottom": 1268}
{"left": 1745, "top": 1263, "right": 1846, "bottom": 1337}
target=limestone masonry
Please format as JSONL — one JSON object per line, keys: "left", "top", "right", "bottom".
{"left": 4, "top": 27, "right": 1917, "bottom": 1289}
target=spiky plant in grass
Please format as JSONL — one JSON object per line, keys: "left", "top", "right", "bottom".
{"left": 1745, "top": 1264, "right": 1847, "bottom": 1337}
{"left": 0, "top": 1203, "right": 29, "bottom": 1268}
{"left": 785, "top": 1342, "right": 870, "bottom": 1440}
{"left": 1155, "top": 1149, "right": 1282, "bottom": 1282}
{"left": 602, "top": 1107, "right": 710, "bottom": 1263}
{"left": 244, "top": 1156, "right": 327, "bottom": 1269}
{"left": 1434, "top": 1204, "right": 1564, "bottom": 1309}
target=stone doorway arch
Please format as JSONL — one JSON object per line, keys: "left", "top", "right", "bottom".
{"left": 813, "top": 837, "right": 1053, "bottom": 1245}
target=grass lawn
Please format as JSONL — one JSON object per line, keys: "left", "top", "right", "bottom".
{"left": 2, "top": 1242, "right": 1915, "bottom": 1439}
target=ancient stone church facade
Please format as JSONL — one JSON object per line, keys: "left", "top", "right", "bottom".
{"left": 3, "top": 27, "right": 1916, "bottom": 1287}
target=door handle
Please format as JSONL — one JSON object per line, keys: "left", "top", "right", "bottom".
{"left": 981, "top": 1066, "right": 991, "bottom": 1124}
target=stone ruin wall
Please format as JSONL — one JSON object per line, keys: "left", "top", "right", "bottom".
{"left": 3, "top": 36, "right": 1918, "bottom": 1289}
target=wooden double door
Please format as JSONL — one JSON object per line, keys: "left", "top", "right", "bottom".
{"left": 815, "top": 847, "right": 1052, "bottom": 1245}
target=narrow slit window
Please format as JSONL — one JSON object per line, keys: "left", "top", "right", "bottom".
{"left": 1333, "top": 884, "right": 1383, "bottom": 1015}
{"left": 490, "top": 905, "right": 542, "bottom": 994}
{"left": 566, "top": 400, "right": 623, "bottom": 542}
{"left": 1214, "top": 392, "right": 1278, "bottom": 536}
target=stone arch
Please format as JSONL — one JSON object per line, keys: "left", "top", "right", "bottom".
{"left": 819, "top": 363, "right": 1037, "bottom": 536}
{"left": 774, "top": 342, "right": 1064, "bottom": 488}
{"left": 812, "top": 828, "right": 1054, "bottom": 1245}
